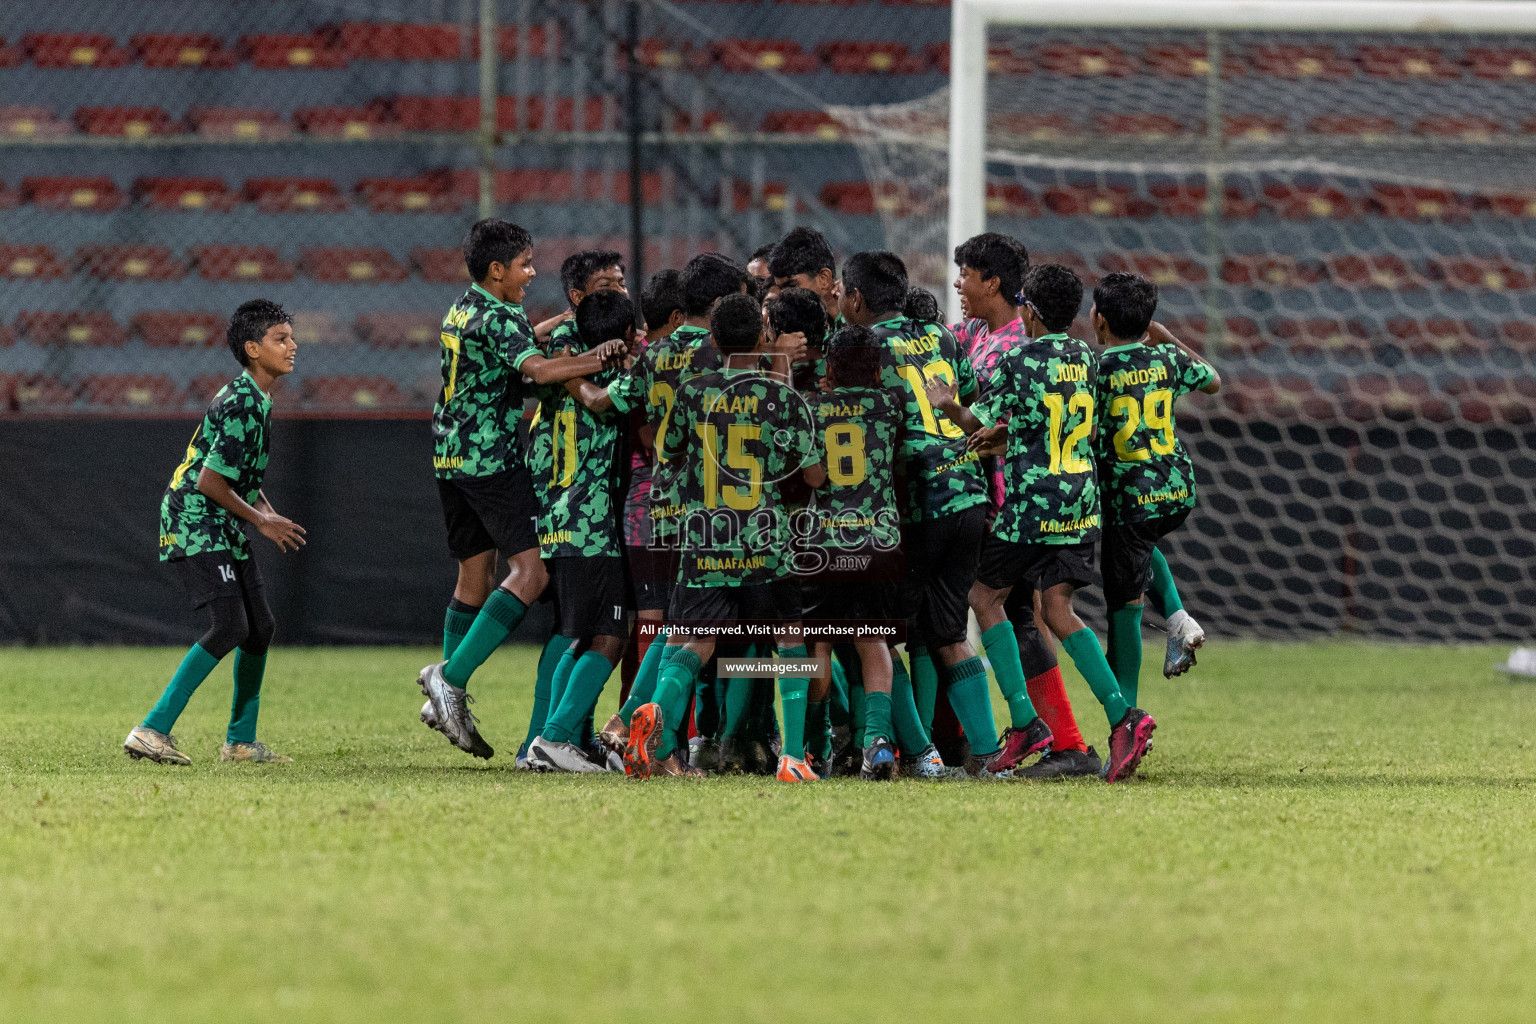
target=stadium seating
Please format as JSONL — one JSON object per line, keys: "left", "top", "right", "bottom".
{"left": 290, "top": 312, "right": 352, "bottom": 345}
{"left": 189, "top": 245, "right": 296, "bottom": 283}
{"left": 760, "top": 110, "right": 844, "bottom": 138}
{"left": 10, "top": 375, "right": 79, "bottom": 413}
{"left": 411, "top": 247, "right": 468, "bottom": 285}
{"left": 74, "top": 106, "right": 179, "bottom": 138}
{"left": 15, "top": 312, "right": 129, "bottom": 347}
{"left": 75, "top": 244, "right": 187, "bottom": 282}
{"left": 334, "top": 22, "right": 471, "bottom": 62}
{"left": 817, "top": 41, "right": 925, "bottom": 74}
{"left": 2, "top": 245, "right": 69, "bottom": 281}
{"left": 1, "top": 105, "right": 71, "bottom": 138}
{"left": 130, "top": 33, "right": 236, "bottom": 69}
{"left": 134, "top": 177, "right": 240, "bottom": 213}
{"left": 712, "top": 39, "right": 820, "bottom": 73}
{"left": 355, "top": 313, "right": 441, "bottom": 348}
{"left": 0, "top": 37, "right": 21, "bottom": 68}
{"left": 1036, "top": 43, "right": 1138, "bottom": 77}
{"left": 77, "top": 374, "right": 179, "bottom": 411}
{"left": 22, "top": 176, "right": 125, "bottom": 212}
{"left": 132, "top": 312, "right": 226, "bottom": 348}
{"left": 355, "top": 174, "right": 463, "bottom": 214}
{"left": 1356, "top": 45, "right": 1460, "bottom": 80}
{"left": 302, "top": 375, "right": 411, "bottom": 410}
{"left": 300, "top": 248, "right": 410, "bottom": 284}
{"left": 392, "top": 96, "right": 479, "bottom": 132}
{"left": 187, "top": 107, "right": 292, "bottom": 141}
{"left": 238, "top": 33, "right": 348, "bottom": 69}
{"left": 22, "top": 33, "right": 129, "bottom": 68}
{"left": 294, "top": 105, "right": 398, "bottom": 139}
{"left": 242, "top": 177, "right": 348, "bottom": 214}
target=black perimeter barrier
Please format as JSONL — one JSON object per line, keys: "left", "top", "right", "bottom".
{"left": 0, "top": 413, "right": 1531, "bottom": 645}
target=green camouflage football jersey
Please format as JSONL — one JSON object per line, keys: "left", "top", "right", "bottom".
{"left": 159, "top": 372, "right": 271, "bottom": 561}
{"left": 660, "top": 366, "right": 817, "bottom": 587}
{"left": 973, "top": 333, "right": 1101, "bottom": 545}
{"left": 1095, "top": 341, "right": 1215, "bottom": 525}
{"left": 608, "top": 324, "right": 724, "bottom": 544}
{"left": 870, "top": 315, "right": 988, "bottom": 523}
{"left": 806, "top": 386, "right": 904, "bottom": 553}
{"left": 527, "top": 317, "right": 623, "bottom": 557}
{"left": 432, "top": 283, "right": 543, "bottom": 480}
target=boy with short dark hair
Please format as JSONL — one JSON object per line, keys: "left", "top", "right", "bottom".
{"left": 1090, "top": 271, "right": 1220, "bottom": 707}
{"left": 768, "top": 226, "right": 838, "bottom": 320}
{"left": 931, "top": 264, "right": 1155, "bottom": 783}
{"left": 124, "top": 299, "right": 305, "bottom": 765}
{"left": 418, "top": 219, "right": 626, "bottom": 760}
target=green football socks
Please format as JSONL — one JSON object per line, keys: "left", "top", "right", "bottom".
{"left": 1107, "top": 605, "right": 1146, "bottom": 708}
{"left": 828, "top": 655, "right": 851, "bottom": 728}
{"left": 777, "top": 643, "right": 810, "bottom": 760}
{"left": 544, "top": 650, "right": 617, "bottom": 744}
{"left": 1147, "top": 548, "right": 1183, "bottom": 618}
{"left": 143, "top": 643, "right": 220, "bottom": 735}
{"left": 523, "top": 634, "right": 568, "bottom": 750}
{"left": 1062, "top": 627, "right": 1131, "bottom": 726}
{"left": 541, "top": 642, "right": 578, "bottom": 735}
{"left": 443, "top": 587, "right": 527, "bottom": 690}
{"left": 909, "top": 646, "right": 939, "bottom": 732}
{"left": 442, "top": 599, "right": 480, "bottom": 660}
{"left": 889, "top": 655, "right": 930, "bottom": 752}
{"left": 979, "top": 622, "right": 1040, "bottom": 729}
{"left": 619, "top": 628, "right": 668, "bottom": 719}
{"left": 806, "top": 698, "right": 832, "bottom": 761}
{"left": 863, "top": 691, "right": 893, "bottom": 746}
{"left": 944, "top": 656, "right": 1000, "bottom": 757}
{"left": 651, "top": 647, "right": 701, "bottom": 760}
{"left": 722, "top": 677, "right": 752, "bottom": 739}
{"left": 226, "top": 648, "right": 265, "bottom": 745}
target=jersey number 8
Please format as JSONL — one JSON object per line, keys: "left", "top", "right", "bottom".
{"left": 825, "top": 423, "right": 867, "bottom": 486}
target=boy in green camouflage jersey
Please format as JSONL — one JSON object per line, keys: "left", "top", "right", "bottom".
{"left": 933, "top": 264, "right": 1154, "bottom": 784}
{"left": 124, "top": 300, "right": 306, "bottom": 766}
{"left": 1090, "top": 272, "right": 1220, "bottom": 708}
{"left": 838, "top": 251, "right": 1005, "bottom": 777}
{"left": 526, "top": 290, "right": 640, "bottom": 773}
{"left": 418, "top": 220, "right": 626, "bottom": 761}
{"left": 625, "top": 293, "right": 819, "bottom": 780}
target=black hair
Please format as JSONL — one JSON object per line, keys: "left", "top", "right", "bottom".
{"left": 709, "top": 292, "right": 763, "bottom": 353}
{"left": 768, "top": 226, "right": 836, "bottom": 281}
{"left": 1022, "top": 264, "right": 1084, "bottom": 334}
{"left": 749, "top": 242, "right": 775, "bottom": 266}
{"left": 227, "top": 299, "right": 292, "bottom": 366}
{"left": 748, "top": 274, "right": 772, "bottom": 301}
{"left": 560, "top": 249, "right": 624, "bottom": 305}
{"left": 954, "top": 232, "right": 1028, "bottom": 303}
{"left": 825, "top": 323, "right": 882, "bottom": 388}
{"left": 765, "top": 286, "right": 829, "bottom": 349}
{"left": 464, "top": 218, "right": 533, "bottom": 282}
{"left": 1092, "top": 272, "right": 1159, "bottom": 341}
{"left": 841, "top": 250, "right": 908, "bottom": 317}
{"left": 575, "top": 289, "right": 635, "bottom": 350}
{"left": 640, "top": 269, "right": 685, "bottom": 331}
{"left": 902, "top": 286, "right": 941, "bottom": 324}
{"left": 681, "top": 252, "right": 749, "bottom": 317}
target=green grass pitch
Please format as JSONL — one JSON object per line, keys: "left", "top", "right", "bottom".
{"left": 2, "top": 641, "right": 1535, "bottom": 1022}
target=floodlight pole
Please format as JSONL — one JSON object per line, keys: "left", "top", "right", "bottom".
{"left": 478, "top": 0, "right": 498, "bottom": 220}
{"left": 946, "top": 0, "right": 1536, "bottom": 323}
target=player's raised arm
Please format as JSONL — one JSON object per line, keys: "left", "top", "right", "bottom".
{"left": 924, "top": 372, "right": 984, "bottom": 434}
{"left": 1149, "top": 320, "right": 1220, "bottom": 394}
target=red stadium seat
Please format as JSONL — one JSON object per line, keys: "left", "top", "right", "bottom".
{"left": 992, "top": 113, "right": 1075, "bottom": 139}
{"left": 134, "top": 176, "right": 239, "bottom": 212}
{"left": 189, "top": 245, "right": 296, "bottom": 283}
{"left": 239, "top": 33, "right": 348, "bottom": 69}
{"left": 1225, "top": 114, "right": 1289, "bottom": 142}
{"left": 1246, "top": 44, "right": 1353, "bottom": 79}
{"left": 302, "top": 375, "right": 411, "bottom": 411}
{"left": 984, "top": 183, "right": 1039, "bottom": 217}
{"left": 133, "top": 312, "right": 226, "bottom": 348}
{"left": 1261, "top": 183, "right": 1360, "bottom": 220}
{"left": 605, "top": 171, "right": 663, "bottom": 205}
{"left": 923, "top": 42, "right": 1031, "bottom": 76}
{"left": 1223, "top": 371, "right": 1330, "bottom": 419}
{"left": 1036, "top": 43, "right": 1136, "bottom": 76}
{"left": 355, "top": 313, "right": 441, "bottom": 348}
{"left": 1271, "top": 317, "right": 1373, "bottom": 357}
{"left": 356, "top": 174, "right": 463, "bottom": 213}
{"left": 636, "top": 38, "right": 694, "bottom": 70}
{"left": 392, "top": 96, "right": 479, "bottom": 132}
{"left": 78, "top": 374, "right": 179, "bottom": 411}
{"left": 1158, "top": 315, "right": 1208, "bottom": 355}
{"left": 412, "top": 246, "right": 469, "bottom": 284}
{"left": 1338, "top": 372, "right": 1449, "bottom": 422}
{"left": 11, "top": 374, "right": 80, "bottom": 412}
{"left": 21, "top": 176, "right": 125, "bottom": 212}
{"left": 1, "top": 105, "right": 70, "bottom": 139}
{"left": 1, "top": 245, "right": 69, "bottom": 281}
{"left": 1146, "top": 180, "right": 1261, "bottom": 219}
{"left": 496, "top": 24, "right": 555, "bottom": 60}
{"left": 335, "top": 22, "right": 470, "bottom": 61}
{"left": 1029, "top": 251, "right": 1096, "bottom": 285}
{"left": 1356, "top": 45, "right": 1459, "bottom": 80}
{"left": 712, "top": 39, "right": 820, "bottom": 73}
{"left": 1095, "top": 113, "right": 1187, "bottom": 139}
{"left": 75, "top": 106, "right": 178, "bottom": 139}
{"left": 818, "top": 41, "right": 924, "bottom": 74}
{"left": 290, "top": 312, "right": 352, "bottom": 345}
{"left": 0, "top": 37, "right": 21, "bottom": 68}
{"left": 1466, "top": 47, "right": 1536, "bottom": 81}
{"left": 75, "top": 244, "right": 187, "bottom": 282}
{"left": 183, "top": 375, "right": 230, "bottom": 407}
{"left": 294, "top": 105, "right": 398, "bottom": 139}
{"left": 131, "top": 33, "right": 235, "bottom": 69}
{"left": 1424, "top": 256, "right": 1533, "bottom": 292}
{"left": 22, "top": 33, "right": 129, "bottom": 68}
{"left": 1221, "top": 255, "right": 1324, "bottom": 288}
{"left": 1042, "top": 185, "right": 1155, "bottom": 218}
{"left": 496, "top": 96, "right": 609, "bottom": 132}
{"left": 1499, "top": 321, "right": 1536, "bottom": 353}
{"left": 1325, "top": 253, "right": 1421, "bottom": 290}
{"left": 1480, "top": 192, "right": 1536, "bottom": 218}
{"left": 15, "top": 311, "right": 129, "bottom": 347}
{"left": 1384, "top": 317, "right": 1490, "bottom": 358}
{"left": 187, "top": 107, "right": 292, "bottom": 141}
{"left": 299, "top": 247, "right": 409, "bottom": 284}
{"left": 1217, "top": 317, "right": 1268, "bottom": 357}
{"left": 242, "top": 177, "right": 347, "bottom": 214}
{"left": 818, "top": 182, "right": 917, "bottom": 216}
{"left": 1098, "top": 253, "right": 1207, "bottom": 286}
{"left": 1368, "top": 184, "right": 1468, "bottom": 221}
{"left": 1143, "top": 43, "right": 1243, "bottom": 78}
{"left": 761, "top": 110, "right": 845, "bottom": 138}
{"left": 1447, "top": 374, "right": 1536, "bottom": 425}
{"left": 1307, "top": 114, "right": 1398, "bottom": 138}
{"left": 1413, "top": 114, "right": 1502, "bottom": 141}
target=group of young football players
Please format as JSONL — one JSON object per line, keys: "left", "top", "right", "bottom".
{"left": 124, "top": 217, "right": 1219, "bottom": 786}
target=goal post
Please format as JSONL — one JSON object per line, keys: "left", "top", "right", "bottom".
{"left": 947, "top": 0, "right": 1536, "bottom": 322}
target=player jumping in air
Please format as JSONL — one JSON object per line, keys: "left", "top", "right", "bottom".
{"left": 418, "top": 220, "right": 625, "bottom": 760}
{"left": 1090, "top": 272, "right": 1220, "bottom": 707}
{"left": 931, "top": 264, "right": 1155, "bottom": 783}
{"left": 124, "top": 300, "right": 305, "bottom": 766}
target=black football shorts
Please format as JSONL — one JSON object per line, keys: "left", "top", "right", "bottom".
{"left": 171, "top": 550, "right": 264, "bottom": 609}
{"left": 1100, "top": 510, "right": 1190, "bottom": 608}
{"left": 436, "top": 461, "right": 541, "bottom": 561}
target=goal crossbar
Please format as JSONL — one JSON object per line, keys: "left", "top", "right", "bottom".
{"left": 946, "top": 0, "right": 1536, "bottom": 320}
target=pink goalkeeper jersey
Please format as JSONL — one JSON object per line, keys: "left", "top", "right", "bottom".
{"left": 952, "top": 316, "right": 1032, "bottom": 519}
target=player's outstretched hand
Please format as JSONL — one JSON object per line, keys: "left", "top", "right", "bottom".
{"left": 772, "top": 330, "right": 808, "bottom": 364}
{"left": 966, "top": 423, "right": 1007, "bottom": 456}
{"left": 258, "top": 513, "right": 307, "bottom": 552}
{"left": 923, "top": 373, "right": 959, "bottom": 412}
{"left": 596, "top": 339, "right": 628, "bottom": 367}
